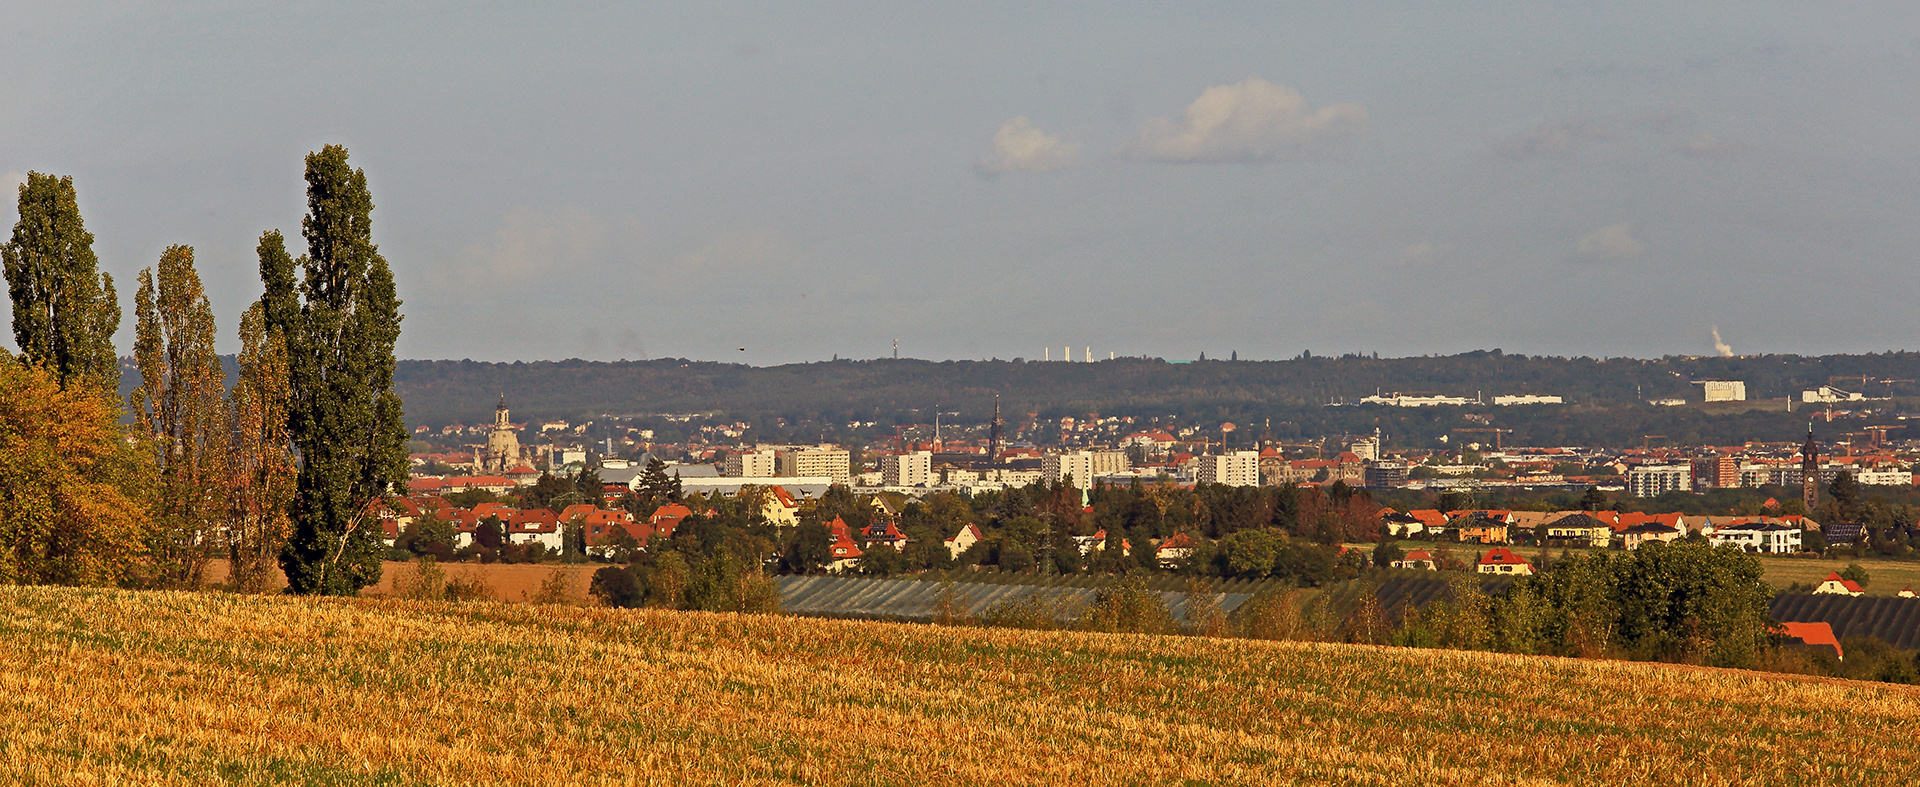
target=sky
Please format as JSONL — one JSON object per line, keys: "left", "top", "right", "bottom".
{"left": 4, "top": 2, "right": 1918, "bottom": 364}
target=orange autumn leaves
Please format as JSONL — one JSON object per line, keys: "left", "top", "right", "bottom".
{"left": 0, "top": 359, "right": 147, "bottom": 584}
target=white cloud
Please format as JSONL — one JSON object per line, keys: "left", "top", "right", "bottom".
{"left": 1574, "top": 223, "right": 1645, "bottom": 261}
{"left": 1492, "top": 119, "right": 1610, "bottom": 159}
{"left": 672, "top": 227, "right": 794, "bottom": 276}
{"left": 1673, "top": 131, "right": 1746, "bottom": 159}
{"left": 459, "top": 206, "right": 607, "bottom": 281}
{"left": 1121, "top": 77, "right": 1366, "bottom": 163}
{"left": 975, "top": 117, "right": 1079, "bottom": 175}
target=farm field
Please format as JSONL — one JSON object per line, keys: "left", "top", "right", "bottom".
{"left": 4, "top": 588, "right": 1919, "bottom": 785}
{"left": 1366, "top": 540, "right": 1920, "bottom": 595}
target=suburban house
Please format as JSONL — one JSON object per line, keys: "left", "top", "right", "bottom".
{"left": 1155, "top": 533, "right": 1198, "bottom": 569}
{"left": 1455, "top": 516, "right": 1510, "bottom": 545}
{"left": 1620, "top": 522, "right": 1684, "bottom": 550}
{"left": 945, "top": 523, "right": 984, "bottom": 560}
{"left": 760, "top": 486, "right": 802, "bottom": 527}
{"left": 1545, "top": 513, "right": 1613, "bottom": 549}
{"left": 1814, "top": 572, "right": 1865, "bottom": 596}
{"left": 1392, "top": 549, "right": 1437, "bottom": 570}
{"left": 859, "top": 520, "right": 909, "bottom": 552}
{"left": 1705, "top": 521, "right": 1802, "bottom": 554}
{"left": 827, "top": 516, "right": 864, "bottom": 572}
{"left": 1476, "top": 547, "right": 1534, "bottom": 576}
{"left": 1777, "top": 621, "right": 1843, "bottom": 660}
{"left": 1073, "top": 528, "right": 1131, "bottom": 556}
{"left": 505, "top": 508, "right": 562, "bottom": 551}
{"left": 1381, "top": 510, "right": 1427, "bottom": 538}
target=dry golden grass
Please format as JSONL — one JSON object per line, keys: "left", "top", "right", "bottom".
{"left": 3, "top": 586, "right": 1919, "bottom": 785}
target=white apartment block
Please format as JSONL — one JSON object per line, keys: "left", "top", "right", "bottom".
{"left": 775, "top": 447, "right": 851, "bottom": 485}
{"left": 882, "top": 451, "right": 932, "bottom": 487}
{"left": 1042, "top": 451, "right": 1131, "bottom": 488}
{"left": 1196, "top": 451, "right": 1262, "bottom": 487}
{"left": 1627, "top": 464, "right": 1693, "bottom": 497}
{"left": 1854, "top": 468, "right": 1914, "bottom": 486}
{"left": 724, "top": 449, "right": 777, "bottom": 478}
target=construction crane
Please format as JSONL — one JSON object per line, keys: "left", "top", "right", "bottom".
{"left": 1640, "top": 435, "right": 1667, "bottom": 452}
{"left": 1454, "top": 427, "right": 1514, "bottom": 451}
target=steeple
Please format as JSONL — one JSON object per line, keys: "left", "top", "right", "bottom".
{"left": 495, "top": 394, "right": 510, "bottom": 428}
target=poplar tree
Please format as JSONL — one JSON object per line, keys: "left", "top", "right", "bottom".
{"left": 129, "top": 245, "right": 228, "bottom": 588}
{"left": 225, "top": 303, "right": 296, "bottom": 593}
{"left": 260, "top": 146, "right": 407, "bottom": 595}
{"left": 3, "top": 172, "right": 120, "bottom": 392}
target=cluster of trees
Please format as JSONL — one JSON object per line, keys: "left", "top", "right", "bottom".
{"left": 0, "top": 148, "right": 407, "bottom": 595}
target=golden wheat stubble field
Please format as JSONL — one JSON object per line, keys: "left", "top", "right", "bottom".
{"left": 1, "top": 589, "right": 1916, "bottom": 787}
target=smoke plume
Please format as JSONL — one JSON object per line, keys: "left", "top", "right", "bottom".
{"left": 1710, "top": 326, "right": 1733, "bottom": 357}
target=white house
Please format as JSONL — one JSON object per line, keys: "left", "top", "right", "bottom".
{"left": 1814, "top": 571, "right": 1865, "bottom": 596}
{"left": 1705, "top": 521, "right": 1802, "bottom": 554}
{"left": 944, "top": 523, "right": 984, "bottom": 560}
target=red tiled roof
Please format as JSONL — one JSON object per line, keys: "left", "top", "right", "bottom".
{"left": 1478, "top": 547, "right": 1530, "bottom": 567}
{"left": 1778, "top": 621, "right": 1842, "bottom": 660}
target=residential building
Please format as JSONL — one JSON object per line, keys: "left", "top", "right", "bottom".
{"left": 1627, "top": 464, "right": 1692, "bottom": 497}
{"left": 1476, "top": 547, "right": 1534, "bottom": 576}
{"left": 1156, "top": 533, "right": 1198, "bottom": 569}
{"left": 1545, "top": 513, "right": 1612, "bottom": 548}
{"left": 1621, "top": 522, "right": 1684, "bottom": 550}
{"left": 1194, "top": 451, "right": 1261, "bottom": 487}
{"left": 882, "top": 451, "right": 933, "bottom": 487}
{"left": 775, "top": 447, "right": 852, "bottom": 485}
{"left": 1455, "top": 516, "right": 1509, "bottom": 545}
{"left": 1043, "top": 451, "right": 1130, "bottom": 488}
{"left": 724, "top": 449, "right": 777, "bottom": 478}
{"left": 1706, "top": 521, "right": 1802, "bottom": 554}
{"left": 945, "top": 523, "right": 983, "bottom": 560}
{"left": 1814, "top": 572, "right": 1864, "bottom": 597}
{"left": 1392, "top": 549, "right": 1437, "bottom": 570}
{"left": 1690, "top": 455, "right": 1739, "bottom": 490}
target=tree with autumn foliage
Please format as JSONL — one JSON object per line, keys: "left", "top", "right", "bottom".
{"left": 223, "top": 303, "right": 297, "bottom": 592}
{"left": 260, "top": 146, "right": 408, "bottom": 596}
{"left": 128, "top": 245, "right": 228, "bottom": 588}
{"left": 0, "top": 355, "right": 150, "bottom": 584}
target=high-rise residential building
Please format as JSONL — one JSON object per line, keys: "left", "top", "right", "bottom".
{"left": 775, "top": 447, "right": 851, "bottom": 485}
{"left": 882, "top": 451, "right": 932, "bottom": 487}
{"left": 1689, "top": 455, "right": 1739, "bottom": 489}
{"left": 1042, "top": 451, "right": 1130, "bottom": 488}
{"left": 1196, "top": 451, "right": 1261, "bottom": 487}
{"left": 1627, "top": 464, "right": 1692, "bottom": 497}
{"left": 724, "top": 448, "right": 777, "bottom": 478}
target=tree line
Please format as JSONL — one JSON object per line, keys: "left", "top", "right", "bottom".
{"left": 0, "top": 148, "right": 406, "bottom": 595}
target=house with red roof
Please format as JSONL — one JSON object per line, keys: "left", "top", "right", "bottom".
{"left": 1156, "top": 533, "right": 1199, "bottom": 569}
{"left": 1814, "top": 572, "right": 1865, "bottom": 597}
{"left": 1778, "top": 621, "right": 1843, "bottom": 661}
{"left": 1476, "top": 547, "right": 1533, "bottom": 576}
{"left": 827, "top": 522, "right": 865, "bottom": 573}
{"left": 860, "top": 520, "right": 909, "bottom": 552}
{"left": 1392, "top": 549, "right": 1437, "bottom": 570}
{"left": 945, "top": 523, "right": 984, "bottom": 560}
{"left": 761, "top": 486, "right": 801, "bottom": 528}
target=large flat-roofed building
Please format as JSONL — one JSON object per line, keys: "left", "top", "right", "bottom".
{"left": 882, "top": 451, "right": 932, "bottom": 487}
{"left": 1195, "top": 451, "right": 1261, "bottom": 487}
{"left": 1042, "top": 451, "right": 1130, "bottom": 488}
{"left": 1701, "top": 381, "right": 1747, "bottom": 402}
{"left": 775, "top": 447, "right": 851, "bottom": 485}
{"left": 1628, "top": 464, "right": 1693, "bottom": 497}
{"left": 724, "top": 448, "right": 777, "bottom": 478}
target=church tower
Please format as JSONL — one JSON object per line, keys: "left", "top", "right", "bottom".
{"left": 484, "top": 394, "right": 524, "bottom": 473}
{"left": 1801, "top": 423, "right": 1819, "bottom": 514}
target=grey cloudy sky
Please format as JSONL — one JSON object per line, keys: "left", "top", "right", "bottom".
{"left": 4, "top": 2, "right": 1918, "bottom": 364}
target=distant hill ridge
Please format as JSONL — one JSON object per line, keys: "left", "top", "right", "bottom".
{"left": 389, "top": 352, "right": 1920, "bottom": 448}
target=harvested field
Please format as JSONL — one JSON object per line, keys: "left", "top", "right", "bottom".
{"left": 202, "top": 559, "right": 598, "bottom": 602}
{"left": 3, "top": 587, "right": 1919, "bottom": 785}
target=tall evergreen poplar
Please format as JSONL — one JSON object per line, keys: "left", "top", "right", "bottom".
{"left": 129, "top": 245, "right": 228, "bottom": 588}
{"left": 3, "top": 172, "right": 120, "bottom": 391}
{"left": 260, "top": 146, "right": 407, "bottom": 595}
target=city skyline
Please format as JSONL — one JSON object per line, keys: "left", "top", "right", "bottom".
{"left": 5, "top": 3, "right": 1918, "bottom": 364}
